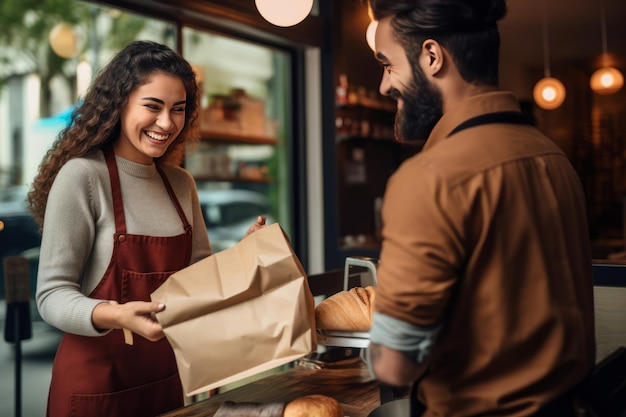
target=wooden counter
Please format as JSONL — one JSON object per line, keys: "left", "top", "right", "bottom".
{"left": 160, "top": 358, "right": 381, "bottom": 417}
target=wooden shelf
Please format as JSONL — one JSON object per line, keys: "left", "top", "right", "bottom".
{"left": 336, "top": 101, "right": 396, "bottom": 113}
{"left": 336, "top": 133, "right": 396, "bottom": 143}
{"left": 200, "top": 130, "right": 279, "bottom": 145}
{"left": 193, "top": 175, "right": 273, "bottom": 184}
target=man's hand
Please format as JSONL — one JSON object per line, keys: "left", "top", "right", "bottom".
{"left": 368, "top": 342, "right": 426, "bottom": 387}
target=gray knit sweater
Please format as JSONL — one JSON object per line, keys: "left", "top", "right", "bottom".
{"left": 36, "top": 150, "right": 211, "bottom": 336}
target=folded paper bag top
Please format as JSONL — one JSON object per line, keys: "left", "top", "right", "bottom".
{"left": 150, "top": 223, "right": 317, "bottom": 396}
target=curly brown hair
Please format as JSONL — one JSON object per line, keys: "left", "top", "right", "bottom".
{"left": 28, "top": 40, "right": 200, "bottom": 229}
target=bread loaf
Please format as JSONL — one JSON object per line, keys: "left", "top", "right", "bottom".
{"left": 315, "top": 286, "right": 376, "bottom": 331}
{"left": 283, "top": 394, "right": 344, "bottom": 417}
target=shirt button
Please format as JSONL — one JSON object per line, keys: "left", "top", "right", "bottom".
{"left": 118, "top": 235, "right": 126, "bottom": 242}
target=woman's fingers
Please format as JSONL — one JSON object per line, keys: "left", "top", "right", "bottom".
{"left": 245, "top": 215, "right": 267, "bottom": 237}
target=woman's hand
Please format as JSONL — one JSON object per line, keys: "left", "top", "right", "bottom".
{"left": 92, "top": 300, "right": 166, "bottom": 342}
{"left": 244, "top": 215, "right": 267, "bottom": 237}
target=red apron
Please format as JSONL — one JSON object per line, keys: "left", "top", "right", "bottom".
{"left": 47, "top": 147, "right": 192, "bottom": 417}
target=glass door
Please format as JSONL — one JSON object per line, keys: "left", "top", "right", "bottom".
{"left": 181, "top": 28, "right": 293, "bottom": 252}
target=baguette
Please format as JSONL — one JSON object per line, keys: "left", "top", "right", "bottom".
{"left": 315, "top": 286, "right": 376, "bottom": 331}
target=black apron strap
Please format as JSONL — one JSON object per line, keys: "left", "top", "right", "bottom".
{"left": 409, "top": 379, "right": 426, "bottom": 417}
{"left": 447, "top": 111, "right": 531, "bottom": 138}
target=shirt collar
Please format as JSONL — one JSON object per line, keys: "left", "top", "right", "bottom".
{"left": 423, "top": 91, "right": 522, "bottom": 152}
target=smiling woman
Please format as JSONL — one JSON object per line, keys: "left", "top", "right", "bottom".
{"left": 0, "top": 2, "right": 294, "bottom": 415}
{"left": 26, "top": 41, "right": 214, "bottom": 417}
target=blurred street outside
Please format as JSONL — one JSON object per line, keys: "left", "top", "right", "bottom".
{"left": 0, "top": 300, "right": 60, "bottom": 417}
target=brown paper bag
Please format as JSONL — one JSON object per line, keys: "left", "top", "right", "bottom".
{"left": 150, "top": 223, "right": 317, "bottom": 396}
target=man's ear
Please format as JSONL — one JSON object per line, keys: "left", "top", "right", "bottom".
{"left": 422, "top": 39, "right": 444, "bottom": 76}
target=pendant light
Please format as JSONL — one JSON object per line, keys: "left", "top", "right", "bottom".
{"left": 49, "top": 22, "right": 85, "bottom": 58}
{"left": 589, "top": 0, "right": 624, "bottom": 95}
{"left": 533, "top": 4, "right": 566, "bottom": 110}
{"left": 255, "top": 0, "right": 314, "bottom": 27}
{"left": 366, "top": 20, "right": 378, "bottom": 51}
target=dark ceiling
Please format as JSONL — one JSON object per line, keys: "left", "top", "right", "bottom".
{"left": 499, "top": 0, "right": 626, "bottom": 72}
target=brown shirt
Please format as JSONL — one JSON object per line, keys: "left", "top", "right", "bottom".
{"left": 374, "top": 92, "right": 595, "bottom": 416}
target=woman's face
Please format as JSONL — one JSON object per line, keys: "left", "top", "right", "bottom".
{"left": 114, "top": 72, "right": 187, "bottom": 164}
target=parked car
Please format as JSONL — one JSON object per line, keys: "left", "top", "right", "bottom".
{"left": 198, "top": 189, "right": 274, "bottom": 253}
{"left": 0, "top": 186, "right": 41, "bottom": 301}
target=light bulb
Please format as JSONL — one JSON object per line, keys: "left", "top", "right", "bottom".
{"left": 533, "top": 77, "right": 566, "bottom": 110}
{"left": 590, "top": 66, "right": 624, "bottom": 95}
{"left": 49, "top": 23, "right": 84, "bottom": 58}
{"left": 542, "top": 86, "right": 556, "bottom": 101}
{"left": 366, "top": 20, "right": 378, "bottom": 51}
{"left": 255, "top": 0, "right": 314, "bottom": 27}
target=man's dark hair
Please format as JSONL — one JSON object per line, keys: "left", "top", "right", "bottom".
{"left": 369, "top": 0, "right": 507, "bottom": 86}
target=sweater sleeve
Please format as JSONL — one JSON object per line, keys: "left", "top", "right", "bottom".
{"left": 35, "top": 159, "right": 111, "bottom": 336}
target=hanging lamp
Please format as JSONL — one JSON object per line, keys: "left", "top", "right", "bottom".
{"left": 533, "top": 4, "right": 566, "bottom": 110}
{"left": 255, "top": 0, "right": 314, "bottom": 27}
{"left": 366, "top": 20, "right": 378, "bottom": 51}
{"left": 589, "top": 0, "right": 624, "bottom": 95}
{"left": 49, "top": 22, "right": 85, "bottom": 58}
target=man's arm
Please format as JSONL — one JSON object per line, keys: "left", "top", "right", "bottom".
{"left": 367, "top": 312, "right": 441, "bottom": 387}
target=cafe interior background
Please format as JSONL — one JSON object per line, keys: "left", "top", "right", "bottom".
{"left": 0, "top": 0, "right": 625, "bottom": 413}
{"left": 2, "top": 0, "right": 626, "bottom": 273}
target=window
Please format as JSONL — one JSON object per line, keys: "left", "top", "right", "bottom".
{"left": 0, "top": 0, "right": 176, "bottom": 298}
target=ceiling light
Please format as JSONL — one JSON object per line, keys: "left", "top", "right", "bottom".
{"left": 255, "top": 0, "right": 314, "bottom": 27}
{"left": 49, "top": 23, "right": 84, "bottom": 58}
{"left": 533, "top": 4, "right": 566, "bottom": 110}
{"left": 366, "top": 20, "right": 378, "bottom": 51}
{"left": 533, "top": 77, "right": 566, "bottom": 110}
{"left": 590, "top": 0, "right": 624, "bottom": 95}
{"left": 590, "top": 66, "right": 624, "bottom": 95}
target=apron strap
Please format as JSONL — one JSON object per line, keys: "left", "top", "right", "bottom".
{"left": 103, "top": 147, "right": 127, "bottom": 234}
{"left": 409, "top": 372, "right": 427, "bottom": 416}
{"left": 447, "top": 111, "right": 531, "bottom": 138}
{"left": 155, "top": 163, "right": 192, "bottom": 233}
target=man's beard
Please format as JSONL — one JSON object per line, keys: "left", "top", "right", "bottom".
{"left": 392, "top": 67, "right": 443, "bottom": 143}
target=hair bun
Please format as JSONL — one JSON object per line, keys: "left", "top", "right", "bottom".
{"left": 380, "top": 0, "right": 508, "bottom": 33}
{"left": 446, "top": 0, "right": 508, "bottom": 32}
{"left": 477, "top": 0, "right": 507, "bottom": 24}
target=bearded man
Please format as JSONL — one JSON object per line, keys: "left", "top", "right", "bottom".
{"left": 366, "top": 1, "right": 596, "bottom": 416}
